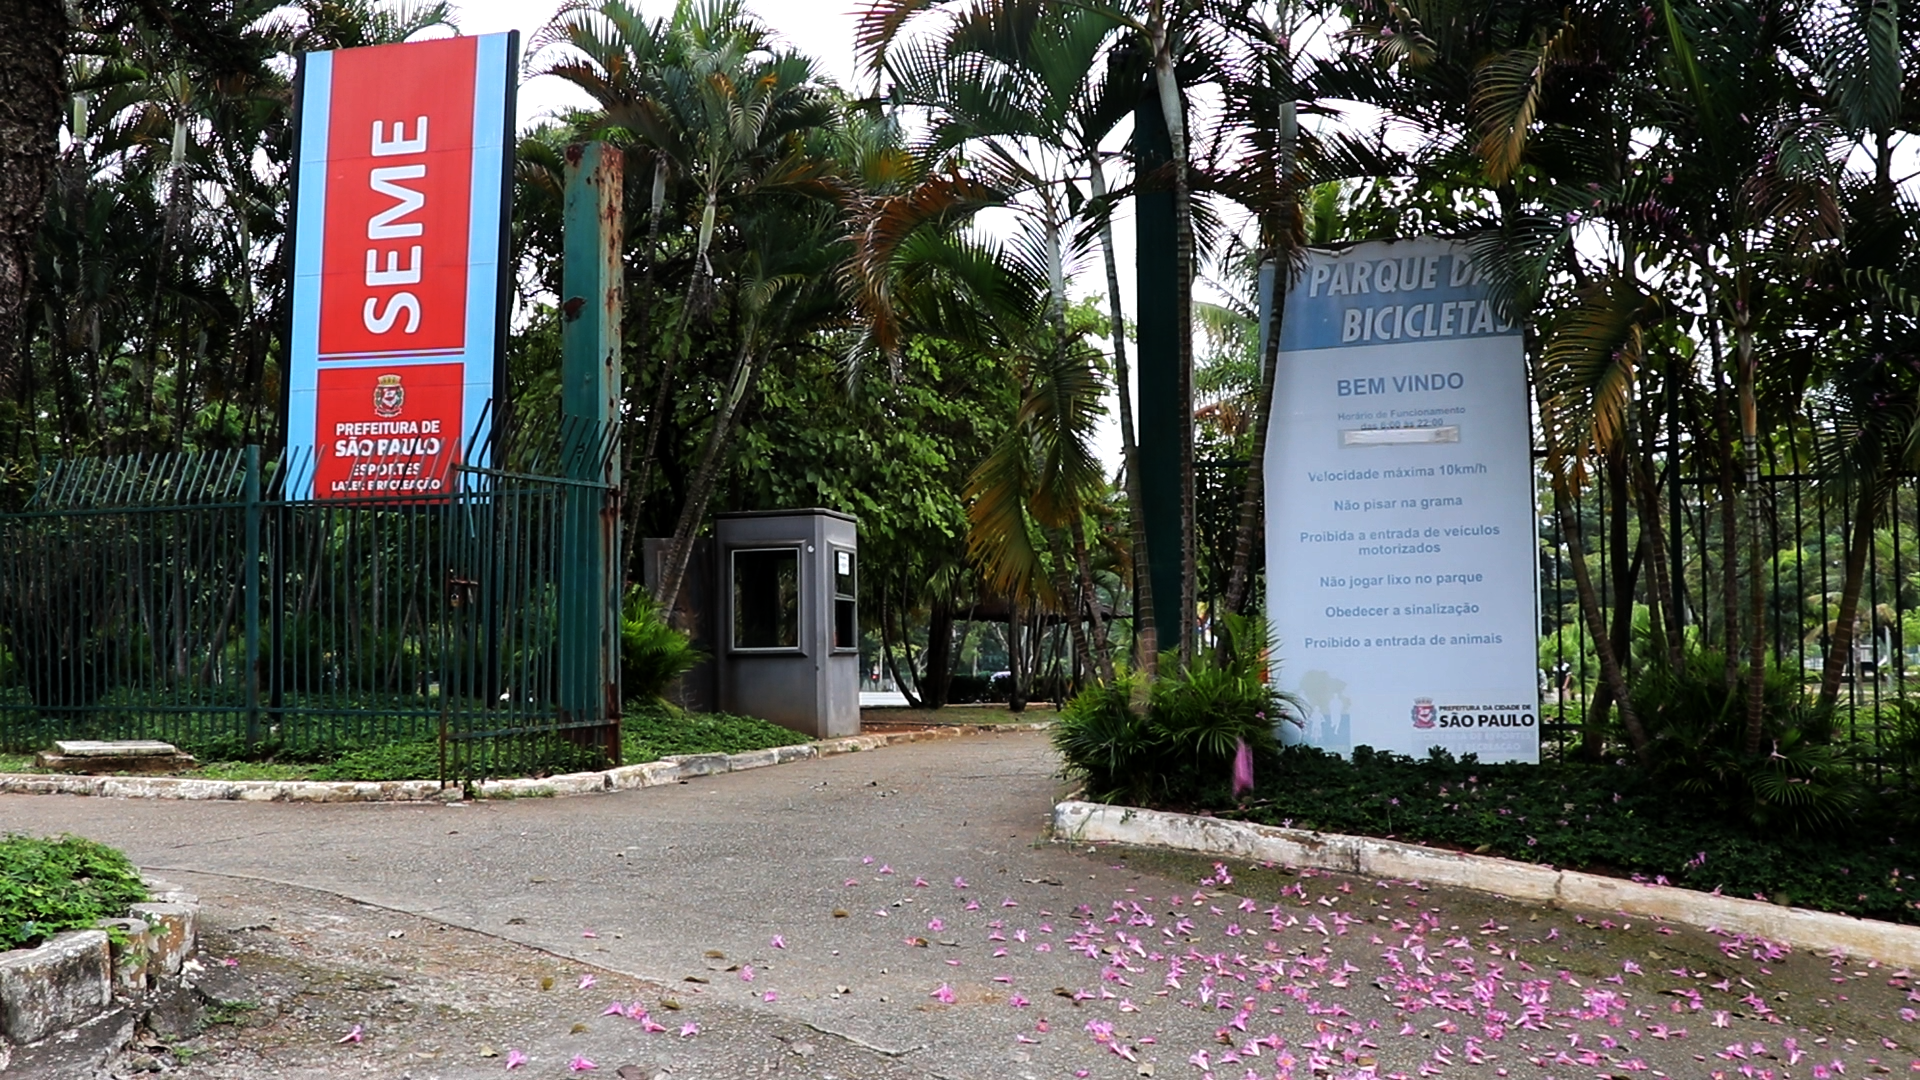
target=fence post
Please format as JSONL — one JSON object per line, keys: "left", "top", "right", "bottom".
{"left": 560, "top": 141, "right": 624, "bottom": 762}
{"left": 243, "top": 445, "right": 262, "bottom": 749}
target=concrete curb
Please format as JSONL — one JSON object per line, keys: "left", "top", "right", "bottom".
{"left": 1052, "top": 799, "right": 1920, "bottom": 968}
{"left": 0, "top": 724, "right": 1051, "bottom": 804}
{"left": 0, "top": 877, "right": 198, "bottom": 1048}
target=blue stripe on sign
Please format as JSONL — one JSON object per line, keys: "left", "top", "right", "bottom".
{"left": 461, "top": 33, "right": 511, "bottom": 473}
{"left": 1279, "top": 247, "right": 1519, "bottom": 353}
{"left": 287, "top": 50, "right": 333, "bottom": 498}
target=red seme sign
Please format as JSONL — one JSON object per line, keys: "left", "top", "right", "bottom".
{"left": 317, "top": 38, "right": 476, "bottom": 358}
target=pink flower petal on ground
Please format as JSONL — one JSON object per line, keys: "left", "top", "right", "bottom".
{"left": 338, "top": 1024, "right": 363, "bottom": 1044}
{"left": 581, "top": 930, "right": 597, "bottom": 939}
{"left": 762, "top": 990, "right": 780, "bottom": 1002}
{"left": 771, "top": 935, "right": 786, "bottom": 949}
{"left": 954, "top": 877, "right": 970, "bottom": 889}
{"left": 505, "top": 1049, "right": 528, "bottom": 1070}
{"left": 1010, "top": 994, "right": 1030, "bottom": 1007}
{"left": 679, "top": 1022, "right": 700, "bottom": 1037}
{"left": 928, "top": 918, "right": 945, "bottom": 931}
{"left": 579, "top": 974, "right": 596, "bottom": 989}
{"left": 568, "top": 1055, "right": 597, "bottom": 1071}
{"left": 602, "top": 1001, "right": 626, "bottom": 1016}
{"left": 914, "top": 877, "right": 929, "bottom": 887}
{"left": 740, "top": 965, "right": 755, "bottom": 982}
{"left": 932, "top": 983, "right": 956, "bottom": 1004}
{"left": 879, "top": 864, "right": 894, "bottom": 874}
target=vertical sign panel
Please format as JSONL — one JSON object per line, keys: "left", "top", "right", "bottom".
{"left": 286, "top": 33, "right": 515, "bottom": 498}
{"left": 1265, "top": 238, "right": 1540, "bottom": 762}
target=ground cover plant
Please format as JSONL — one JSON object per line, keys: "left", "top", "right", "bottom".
{"left": 621, "top": 707, "right": 807, "bottom": 762}
{"left": 1230, "top": 745, "right": 1920, "bottom": 926}
{"left": 0, "top": 834, "right": 148, "bottom": 950}
{"left": 1059, "top": 631, "right": 1920, "bottom": 925}
{"left": 0, "top": 710, "right": 806, "bottom": 782}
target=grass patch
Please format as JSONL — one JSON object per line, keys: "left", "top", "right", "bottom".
{"left": 2, "top": 706, "right": 812, "bottom": 783}
{"left": 622, "top": 707, "right": 806, "bottom": 762}
{"left": 864, "top": 705, "right": 1057, "bottom": 725}
{"left": 0, "top": 834, "right": 149, "bottom": 950}
{"left": 1212, "top": 745, "right": 1920, "bottom": 926}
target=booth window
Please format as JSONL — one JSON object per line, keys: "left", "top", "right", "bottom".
{"left": 731, "top": 547, "right": 800, "bottom": 650}
{"left": 833, "top": 548, "right": 857, "bottom": 650}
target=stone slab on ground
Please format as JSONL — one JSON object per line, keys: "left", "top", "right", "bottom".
{"left": 0, "top": 929, "right": 111, "bottom": 1044}
{"left": 51, "top": 741, "right": 179, "bottom": 758}
{"left": 39, "top": 740, "right": 197, "bottom": 776}
{"left": 0, "top": 1003, "right": 135, "bottom": 1079}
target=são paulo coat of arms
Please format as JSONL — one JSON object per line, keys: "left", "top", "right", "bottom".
{"left": 1411, "top": 697, "right": 1436, "bottom": 729}
{"left": 373, "top": 373, "right": 405, "bottom": 418}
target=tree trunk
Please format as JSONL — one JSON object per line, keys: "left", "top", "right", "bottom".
{"left": 920, "top": 597, "right": 956, "bottom": 709}
{"left": 1223, "top": 100, "right": 1296, "bottom": 619}
{"left": 1551, "top": 466, "right": 1651, "bottom": 761}
{"left": 1046, "top": 528, "right": 1095, "bottom": 688}
{"left": 655, "top": 336, "right": 755, "bottom": 617}
{"left": 1632, "top": 444, "right": 1682, "bottom": 668}
{"left": 1818, "top": 478, "right": 1878, "bottom": 710}
{"left": 1088, "top": 151, "right": 1156, "bottom": 676}
{"left": 1007, "top": 602, "right": 1027, "bottom": 713}
{"left": 1736, "top": 307, "right": 1766, "bottom": 755}
{"left": 1149, "top": 6, "right": 1197, "bottom": 664}
{"left": 879, "top": 585, "right": 922, "bottom": 708}
{"left": 1070, "top": 514, "right": 1114, "bottom": 682}
{"left": 0, "top": 0, "right": 66, "bottom": 440}
{"left": 623, "top": 155, "right": 670, "bottom": 581}
{"left": 635, "top": 185, "right": 719, "bottom": 569}
{"left": 1580, "top": 451, "right": 1640, "bottom": 758}
{"left": 1705, "top": 314, "right": 1741, "bottom": 690}
{"left": 1222, "top": 258, "right": 1284, "bottom": 618}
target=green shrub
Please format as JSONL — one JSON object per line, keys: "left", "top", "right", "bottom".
{"left": 621, "top": 588, "right": 704, "bottom": 703}
{"left": 1054, "top": 614, "right": 1294, "bottom": 806}
{"left": 1631, "top": 649, "right": 1862, "bottom": 834}
{"left": 0, "top": 834, "right": 149, "bottom": 950}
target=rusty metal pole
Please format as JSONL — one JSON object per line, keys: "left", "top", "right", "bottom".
{"left": 560, "top": 141, "right": 624, "bottom": 761}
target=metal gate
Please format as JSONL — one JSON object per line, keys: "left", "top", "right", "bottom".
{"left": 0, "top": 446, "right": 620, "bottom": 783}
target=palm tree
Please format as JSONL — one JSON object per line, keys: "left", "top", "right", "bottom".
{"left": 656, "top": 199, "right": 847, "bottom": 616}
{"left": 966, "top": 314, "right": 1112, "bottom": 684}
{"left": 534, "top": 0, "right": 839, "bottom": 604}
{"left": 533, "top": 0, "right": 838, "bottom": 586}
{"left": 880, "top": 0, "right": 1139, "bottom": 677}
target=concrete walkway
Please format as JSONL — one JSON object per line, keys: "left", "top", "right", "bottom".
{"left": 6, "top": 729, "right": 1918, "bottom": 1079}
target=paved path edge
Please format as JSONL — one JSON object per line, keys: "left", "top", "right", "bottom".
{"left": 1052, "top": 798, "right": 1920, "bottom": 967}
{"left": 0, "top": 725, "right": 1050, "bottom": 804}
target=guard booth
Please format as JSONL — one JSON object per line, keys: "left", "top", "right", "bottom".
{"left": 714, "top": 509, "right": 859, "bottom": 738}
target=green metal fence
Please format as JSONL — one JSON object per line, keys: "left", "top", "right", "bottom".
{"left": 0, "top": 444, "right": 621, "bottom": 783}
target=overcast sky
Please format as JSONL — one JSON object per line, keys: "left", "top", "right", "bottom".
{"left": 452, "top": 0, "right": 870, "bottom": 125}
